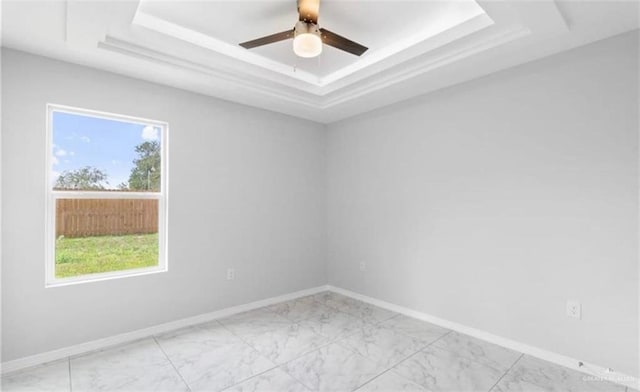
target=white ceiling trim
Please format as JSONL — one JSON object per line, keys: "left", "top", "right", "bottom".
{"left": 97, "top": 36, "right": 321, "bottom": 109}
{"left": 95, "top": 23, "right": 530, "bottom": 111}
{"left": 320, "top": 26, "right": 532, "bottom": 109}
{"left": 317, "top": 12, "right": 496, "bottom": 96}
{"left": 132, "top": 10, "right": 322, "bottom": 86}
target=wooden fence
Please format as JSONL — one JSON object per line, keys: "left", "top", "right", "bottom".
{"left": 56, "top": 199, "right": 158, "bottom": 238}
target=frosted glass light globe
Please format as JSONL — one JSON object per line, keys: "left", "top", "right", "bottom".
{"left": 293, "top": 33, "right": 322, "bottom": 58}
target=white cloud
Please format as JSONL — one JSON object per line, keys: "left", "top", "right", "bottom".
{"left": 141, "top": 125, "right": 159, "bottom": 141}
{"left": 55, "top": 149, "right": 67, "bottom": 157}
{"left": 51, "top": 170, "right": 60, "bottom": 185}
{"left": 52, "top": 155, "right": 59, "bottom": 165}
{"left": 69, "top": 151, "right": 75, "bottom": 156}
{"left": 80, "top": 136, "right": 91, "bottom": 143}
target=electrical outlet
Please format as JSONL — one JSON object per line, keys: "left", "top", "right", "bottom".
{"left": 226, "top": 268, "right": 235, "bottom": 281}
{"left": 359, "top": 262, "right": 366, "bottom": 271}
{"left": 566, "top": 300, "right": 581, "bottom": 319}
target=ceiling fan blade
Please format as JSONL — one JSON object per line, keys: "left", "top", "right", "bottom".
{"left": 239, "top": 30, "right": 294, "bottom": 49}
{"left": 319, "top": 28, "right": 368, "bottom": 56}
{"left": 298, "top": 0, "right": 320, "bottom": 24}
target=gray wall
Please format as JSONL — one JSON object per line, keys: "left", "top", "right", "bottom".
{"left": 326, "top": 31, "right": 639, "bottom": 375}
{"left": 1, "top": 49, "right": 327, "bottom": 361}
{"left": 2, "top": 31, "right": 638, "bottom": 376}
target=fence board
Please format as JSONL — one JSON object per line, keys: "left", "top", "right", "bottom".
{"left": 56, "top": 198, "right": 158, "bottom": 238}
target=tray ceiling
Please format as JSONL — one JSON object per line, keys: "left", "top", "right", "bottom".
{"left": 1, "top": 1, "right": 638, "bottom": 123}
{"left": 134, "top": 0, "right": 488, "bottom": 85}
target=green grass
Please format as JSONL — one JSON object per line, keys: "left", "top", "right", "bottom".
{"left": 55, "top": 233, "right": 159, "bottom": 278}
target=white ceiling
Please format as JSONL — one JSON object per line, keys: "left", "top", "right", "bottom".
{"left": 1, "top": 1, "right": 638, "bottom": 123}
{"left": 135, "top": 0, "right": 487, "bottom": 82}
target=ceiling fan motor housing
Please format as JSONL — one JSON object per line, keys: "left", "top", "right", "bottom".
{"left": 294, "top": 21, "right": 321, "bottom": 38}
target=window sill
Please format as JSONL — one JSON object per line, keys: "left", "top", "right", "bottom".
{"left": 45, "top": 265, "right": 168, "bottom": 288}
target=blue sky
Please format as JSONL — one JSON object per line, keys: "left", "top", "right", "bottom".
{"left": 52, "top": 111, "right": 161, "bottom": 189}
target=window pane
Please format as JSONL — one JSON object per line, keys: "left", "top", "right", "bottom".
{"left": 55, "top": 198, "right": 159, "bottom": 278}
{"left": 52, "top": 111, "right": 162, "bottom": 192}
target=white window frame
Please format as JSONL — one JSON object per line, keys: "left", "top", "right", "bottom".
{"left": 45, "top": 104, "right": 169, "bottom": 287}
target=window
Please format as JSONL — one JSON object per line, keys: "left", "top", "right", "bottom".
{"left": 46, "top": 104, "right": 168, "bottom": 286}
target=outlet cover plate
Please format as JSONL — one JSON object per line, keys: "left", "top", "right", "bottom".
{"left": 566, "top": 300, "right": 581, "bottom": 319}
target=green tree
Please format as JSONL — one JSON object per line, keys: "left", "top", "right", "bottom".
{"left": 127, "top": 141, "right": 161, "bottom": 191}
{"left": 55, "top": 166, "right": 109, "bottom": 190}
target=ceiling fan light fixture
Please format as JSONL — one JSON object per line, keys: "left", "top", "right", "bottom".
{"left": 293, "top": 21, "right": 322, "bottom": 58}
{"left": 239, "top": 2, "right": 368, "bottom": 58}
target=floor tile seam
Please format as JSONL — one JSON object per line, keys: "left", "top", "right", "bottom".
{"left": 341, "top": 333, "right": 435, "bottom": 368}
{"left": 214, "top": 318, "right": 274, "bottom": 357}
{"left": 359, "top": 337, "right": 446, "bottom": 389}
{"left": 246, "top": 324, "right": 338, "bottom": 366}
{"left": 297, "top": 306, "right": 378, "bottom": 330}
{"left": 204, "top": 318, "right": 289, "bottom": 390}
{"left": 384, "top": 330, "right": 455, "bottom": 374}
{"left": 337, "top": 318, "right": 439, "bottom": 352}
{"left": 487, "top": 353, "right": 524, "bottom": 392}
{"left": 353, "top": 354, "right": 429, "bottom": 392}
{"left": 221, "top": 311, "right": 346, "bottom": 369}
{"left": 380, "top": 331, "right": 482, "bottom": 391}
{"left": 273, "top": 339, "right": 364, "bottom": 375}
{"left": 337, "top": 306, "right": 389, "bottom": 326}
{"left": 266, "top": 307, "right": 296, "bottom": 323}
{"left": 424, "top": 328, "right": 522, "bottom": 373}
{"left": 201, "top": 333, "right": 283, "bottom": 392}
{"left": 216, "top": 364, "right": 284, "bottom": 392}
{"left": 218, "top": 365, "right": 314, "bottom": 392}
{"left": 394, "top": 327, "right": 453, "bottom": 348}
{"left": 311, "top": 297, "right": 346, "bottom": 313}
{"left": 342, "top": 307, "right": 399, "bottom": 325}
{"left": 426, "top": 343, "right": 515, "bottom": 375}
{"left": 351, "top": 366, "right": 403, "bottom": 392}
{"left": 373, "top": 317, "right": 453, "bottom": 345}
{"left": 351, "top": 368, "right": 397, "bottom": 392}
{"left": 311, "top": 293, "right": 396, "bottom": 322}
{"left": 301, "top": 302, "right": 355, "bottom": 322}
{"left": 272, "top": 304, "right": 347, "bottom": 324}
{"left": 219, "top": 317, "right": 330, "bottom": 352}
{"left": 282, "top": 338, "right": 338, "bottom": 364}
{"left": 151, "top": 336, "right": 193, "bottom": 392}
{"left": 277, "top": 354, "right": 323, "bottom": 392}
{"left": 279, "top": 339, "right": 391, "bottom": 392}
{"left": 375, "top": 330, "right": 501, "bottom": 392}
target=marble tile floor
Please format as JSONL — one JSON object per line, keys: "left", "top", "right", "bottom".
{"left": 1, "top": 291, "right": 632, "bottom": 392}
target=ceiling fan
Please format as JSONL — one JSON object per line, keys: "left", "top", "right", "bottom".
{"left": 239, "top": 0, "right": 368, "bottom": 59}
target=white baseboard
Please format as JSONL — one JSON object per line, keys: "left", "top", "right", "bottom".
{"left": 3, "top": 284, "right": 637, "bottom": 390}
{"left": 328, "top": 285, "right": 639, "bottom": 391}
{"left": 0, "top": 285, "right": 329, "bottom": 375}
